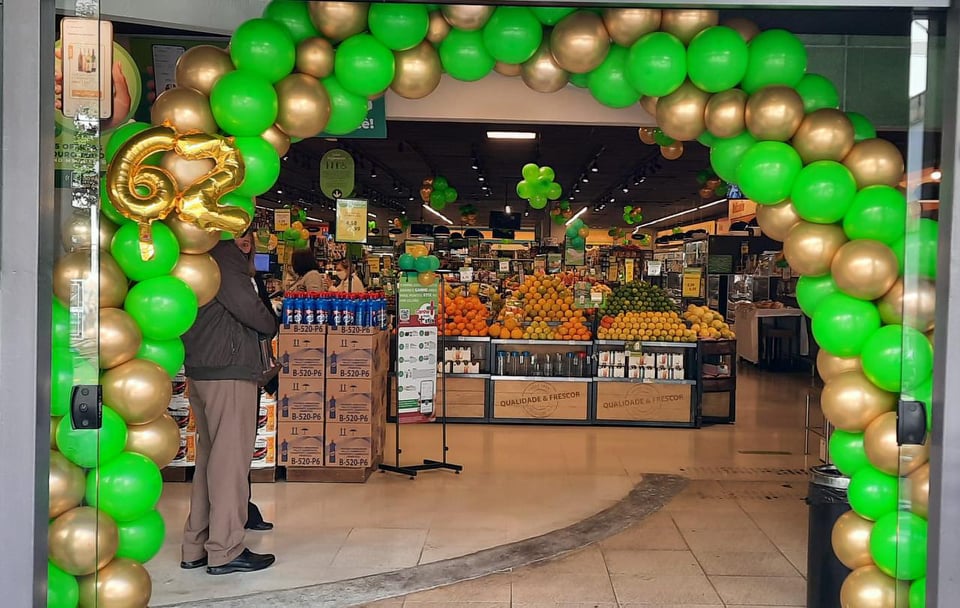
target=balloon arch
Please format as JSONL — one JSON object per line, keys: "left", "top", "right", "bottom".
{"left": 48, "top": 3, "right": 935, "bottom": 607}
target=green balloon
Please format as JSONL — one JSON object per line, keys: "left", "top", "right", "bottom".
{"left": 51, "top": 347, "right": 75, "bottom": 418}
{"left": 516, "top": 181, "right": 532, "bottom": 199}
{"left": 433, "top": 176, "right": 449, "bottom": 191}
{"left": 870, "top": 510, "right": 928, "bottom": 580}
{"left": 588, "top": 46, "right": 640, "bottom": 109}
{"left": 426, "top": 255, "right": 441, "bottom": 271}
{"left": 569, "top": 235, "right": 585, "bottom": 249}
{"left": 335, "top": 34, "right": 397, "bottom": 97}
{"left": 398, "top": 253, "right": 416, "bottom": 270}
{"left": 482, "top": 6, "right": 543, "bottom": 64}
{"left": 414, "top": 256, "right": 432, "bottom": 272}
{"left": 910, "top": 578, "right": 926, "bottom": 608}
{"left": 111, "top": 221, "right": 180, "bottom": 282}
{"left": 47, "top": 561, "right": 79, "bottom": 608}
{"left": 210, "top": 70, "right": 279, "bottom": 136}
{"left": 847, "top": 112, "right": 877, "bottom": 142}
{"left": 547, "top": 182, "right": 563, "bottom": 200}
{"left": 439, "top": 29, "right": 495, "bottom": 82}
{"left": 891, "top": 218, "right": 938, "bottom": 279}
{"left": 230, "top": 18, "right": 295, "bottom": 83}
{"left": 736, "top": 141, "right": 802, "bottom": 205}
{"left": 796, "top": 274, "right": 839, "bottom": 317}
{"left": 322, "top": 75, "right": 369, "bottom": 135}
{"left": 104, "top": 122, "right": 152, "bottom": 164}
{"left": 262, "top": 0, "right": 318, "bottom": 43}
{"left": 234, "top": 136, "right": 281, "bottom": 197}
{"left": 566, "top": 223, "right": 581, "bottom": 238}
{"left": 444, "top": 187, "right": 458, "bottom": 203}
{"left": 848, "top": 465, "right": 898, "bottom": 521}
{"left": 568, "top": 72, "right": 589, "bottom": 88}
{"left": 56, "top": 406, "right": 128, "bottom": 469}
{"left": 124, "top": 276, "right": 199, "bottom": 341}
{"left": 829, "top": 430, "right": 870, "bottom": 477}
{"left": 811, "top": 293, "right": 881, "bottom": 357}
{"left": 795, "top": 73, "right": 840, "bottom": 112}
{"left": 539, "top": 166, "right": 555, "bottom": 182}
{"left": 137, "top": 338, "right": 185, "bottom": 378}
{"left": 861, "top": 325, "right": 934, "bottom": 393}
{"left": 429, "top": 190, "right": 446, "bottom": 209}
{"left": 530, "top": 7, "right": 575, "bottom": 25}
{"left": 710, "top": 131, "right": 756, "bottom": 182}
{"left": 368, "top": 3, "right": 429, "bottom": 51}
{"left": 53, "top": 300, "right": 71, "bottom": 348}
{"left": 653, "top": 129, "right": 676, "bottom": 147}
{"left": 843, "top": 186, "right": 907, "bottom": 245}
{"left": 741, "top": 29, "right": 808, "bottom": 94}
{"left": 116, "top": 509, "right": 166, "bottom": 564}
{"left": 790, "top": 160, "right": 858, "bottom": 223}
{"left": 686, "top": 26, "right": 749, "bottom": 93}
{"left": 697, "top": 131, "right": 718, "bottom": 148}
{"left": 86, "top": 452, "right": 163, "bottom": 522}
{"left": 625, "top": 32, "right": 687, "bottom": 97}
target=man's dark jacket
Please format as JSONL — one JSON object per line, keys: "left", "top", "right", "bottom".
{"left": 183, "top": 241, "right": 279, "bottom": 381}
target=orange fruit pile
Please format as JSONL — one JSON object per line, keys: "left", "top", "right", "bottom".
{"left": 493, "top": 272, "right": 593, "bottom": 341}
{"left": 442, "top": 295, "right": 490, "bottom": 337}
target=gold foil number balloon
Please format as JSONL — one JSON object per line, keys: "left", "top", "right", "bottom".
{"left": 172, "top": 131, "right": 249, "bottom": 234}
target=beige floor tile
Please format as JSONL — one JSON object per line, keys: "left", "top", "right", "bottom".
{"left": 709, "top": 575, "right": 807, "bottom": 605}
{"left": 402, "top": 602, "right": 510, "bottom": 608}
{"left": 611, "top": 574, "right": 723, "bottom": 605}
{"left": 600, "top": 515, "right": 688, "bottom": 551}
{"left": 405, "top": 573, "right": 512, "bottom": 602}
{"left": 513, "top": 603, "right": 619, "bottom": 608}
{"left": 332, "top": 528, "right": 428, "bottom": 569}
{"left": 670, "top": 508, "right": 757, "bottom": 530}
{"left": 681, "top": 527, "right": 778, "bottom": 554}
{"left": 602, "top": 549, "right": 703, "bottom": 576}
{"left": 695, "top": 550, "right": 801, "bottom": 576}
{"left": 357, "top": 600, "right": 404, "bottom": 608}
{"left": 527, "top": 546, "right": 609, "bottom": 576}
{"left": 511, "top": 571, "right": 617, "bottom": 604}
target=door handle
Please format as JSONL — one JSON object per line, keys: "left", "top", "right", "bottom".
{"left": 897, "top": 399, "right": 927, "bottom": 446}
{"left": 70, "top": 384, "right": 102, "bottom": 430}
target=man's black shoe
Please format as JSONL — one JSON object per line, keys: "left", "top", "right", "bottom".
{"left": 245, "top": 520, "right": 274, "bottom": 531}
{"left": 206, "top": 549, "right": 276, "bottom": 575}
{"left": 180, "top": 556, "right": 208, "bottom": 570}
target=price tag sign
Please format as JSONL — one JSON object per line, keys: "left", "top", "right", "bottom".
{"left": 682, "top": 267, "right": 703, "bottom": 298}
{"left": 624, "top": 258, "right": 635, "bottom": 282}
{"left": 498, "top": 260, "right": 510, "bottom": 273}
{"left": 459, "top": 267, "right": 473, "bottom": 282}
{"left": 274, "top": 209, "right": 291, "bottom": 232}
{"left": 335, "top": 198, "right": 368, "bottom": 244}
{"left": 646, "top": 260, "right": 663, "bottom": 277}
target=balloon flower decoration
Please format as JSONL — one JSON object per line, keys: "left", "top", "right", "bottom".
{"left": 422, "top": 175, "right": 459, "bottom": 210}
{"left": 550, "top": 201, "right": 573, "bottom": 225}
{"left": 622, "top": 206, "right": 644, "bottom": 225}
{"left": 565, "top": 218, "right": 590, "bottom": 249}
{"left": 516, "top": 163, "right": 563, "bottom": 209}
{"left": 280, "top": 207, "right": 311, "bottom": 249}
{"left": 393, "top": 216, "right": 412, "bottom": 231}
{"left": 696, "top": 169, "right": 730, "bottom": 199}
{"left": 397, "top": 243, "right": 442, "bottom": 286}
{"left": 638, "top": 126, "right": 685, "bottom": 160}
{"left": 459, "top": 204, "right": 479, "bottom": 225}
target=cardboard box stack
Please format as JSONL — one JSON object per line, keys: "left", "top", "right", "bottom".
{"left": 252, "top": 391, "right": 277, "bottom": 469}
{"left": 167, "top": 371, "right": 196, "bottom": 467}
{"left": 277, "top": 325, "right": 389, "bottom": 470}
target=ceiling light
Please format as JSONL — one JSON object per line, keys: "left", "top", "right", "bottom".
{"left": 590, "top": 163, "right": 599, "bottom": 173}
{"left": 565, "top": 207, "right": 588, "bottom": 226}
{"left": 581, "top": 175, "right": 589, "bottom": 183}
{"left": 487, "top": 131, "right": 537, "bottom": 140}
{"left": 276, "top": 189, "right": 283, "bottom": 194}
{"left": 368, "top": 213, "right": 377, "bottom": 218}
{"left": 609, "top": 196, "right": 616, "bottom": 203}
{"left": 370, "top": 167, "right": 378, "bottom": 178}
{"left": 478, "top": 175, "right": 485, "bottom": 182}
{"left": 408, "top": 195, "right": 415, "bottom": 201}
{"left": 638, "top": 199, "right": 728, "bottom": 228}
{"left": 622, "top": 186, "right": 629, "bottom": 193}
{"left": 505, "top": 205, "right": 512, "bottom": 214}
{"left": 422, "top": 204, "right": 454, "bottom": 225}
{"left": 471, "top": 158, "right": 480, "bottom": 170}
{"left": 931, "top": 168, "right": 942, "bottom": 180}
{"left": 570, "top": 194, "right": 576, "bottom": 200}
{"left": 481, "top": 184, "right": 489, "bottom": 191}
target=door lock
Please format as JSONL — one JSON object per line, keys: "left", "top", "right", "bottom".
{"left": 897, "top": 399, "right": 927, "bottom": 446}
{"left": 70, "top": 385, "right": 102, "bottom": 430}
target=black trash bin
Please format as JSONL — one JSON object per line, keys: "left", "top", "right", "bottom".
{"left": 806, "top": 465, "right": 851, "bottom": 608}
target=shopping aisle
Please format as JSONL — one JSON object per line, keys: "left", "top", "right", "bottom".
{"left": 152, "top": 366, "right": 814, "bottom": 607}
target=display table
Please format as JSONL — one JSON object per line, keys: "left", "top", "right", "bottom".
{"left": 734, "top": 306, "right": 809, "bottom": 364}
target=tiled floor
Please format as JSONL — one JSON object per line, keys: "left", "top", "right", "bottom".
{"left": 151, "top": 366, "right": 818, "bottom": 607}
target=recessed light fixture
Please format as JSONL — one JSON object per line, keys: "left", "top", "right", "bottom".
{"left": 368, "top": 213, "right": 377, "bottom": 218}
{"left": 590, "top": 163, "right": 599, "bottom": 173}
{"left": 276, "top": 189, "right": 283, "bottom": 194}
{"left": 471, "top": 157, "right": 480, "bottom": 170}
{"left": 581, "top": 175, "right": 589, "bottom": 183}
{"left": 487, "top": 131, "right": 537, "bottom": 140}
{"left": 609, "top": 196, "right": 616, "bottom": 203}
{"left": 622, "top": 186, "right": 629, "bottom": 193}
{"left": 478, "top": 175, "right": 485, "bottom": 182}
{"left": 408, "top": 195, "right": 415, "bottom": 201}
{"left": 505, "top": 205, "right": 512, "bottom": 214}
{"left": 481, "top": 184, "right": 489, "bottom": 191}
{"left": 639, "top": 199, "right": 728, "bottom": 228}
{"left": 370, "top": 167, "right": 378, "bottom": 178}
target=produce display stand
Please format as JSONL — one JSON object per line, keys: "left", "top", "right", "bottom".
{"left": 698, "top": 339, "right": 738, "bottom": 424}
{"left": 439, "top": 335, "right": 491, "bottom": 422}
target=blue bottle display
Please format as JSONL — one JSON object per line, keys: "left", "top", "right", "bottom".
{"left": 281, "top": 292, "right": 389, "bottom": 328}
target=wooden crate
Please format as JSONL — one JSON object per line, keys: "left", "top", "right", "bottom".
{"left": 250, "top": 467, "right": 277, "bottom": 483}
{"left": 282, "top": 456, "right": 382, "bottom": 483}
{"left": 161, "top": 467, "right": 193, "bottom": 482}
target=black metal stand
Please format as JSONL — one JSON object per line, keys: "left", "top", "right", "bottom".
{"left": 380, "top": 270, "right": 463, "bottom": 479}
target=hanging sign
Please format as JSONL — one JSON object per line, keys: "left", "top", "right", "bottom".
{"left": 320, "top": 149, "right": 356, "bottom": 199}
{"left": 335, "top": 198, "right": 368, "bottom": 244}
{"left": 624, "top": 258, "right": 635, "bottom": 283}
{"left": 682, "top": 267, "right": 704, "bottom": 298}
{"left": 274, "top": 208, "right": 291, "bottom": 232}
{"left": 396, "top": 273, "right": 438, "bottom": 424}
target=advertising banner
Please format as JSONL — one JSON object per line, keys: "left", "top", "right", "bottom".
{"left": 396, "top": 273, "right": 438, "bottom": 424}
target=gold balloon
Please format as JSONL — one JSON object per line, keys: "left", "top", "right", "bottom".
{"left": 52, "top": 416, "right": 61, "bottom": 450}
{"left": 418, "top": 271, "right": 437, "bottom": 286}
{"left": 549, "top": 11, "right": 610, "bottom": 74}
{"left": 420, "top": 185, "right": 433, "bottom": 204}
{"left": 172, "top": 131, "right": 250, "bottom": 237}
{"left": 61, "top": 214, "right": 93, "bottom": 252}
{"left": 427, "top": 11, "right": 451, "bottom": 44}
{"left": 792, "top": 108, "right": 855, "bottom": 164}
{"left": 661, "top": 141, "right": 684, "bottom": 160}
{"left": 704, "top": 89, "right": 747, "bottom": 138}
{"left": 99, "top": 308, "right": 143, "bottom": 370}
{"left": 392, "top": 41, "right": 443, "bottom": 99}
{"left": 830, "top": 240, "right": 899, "bottom": 301}
{"left": 878, "top": 278, "right": 936, "bottom": 332}
{"left": 171, "top": 252, "right": 222, "bottom": 307}
{"left": 49, "top": 450, "right": 85, "bottom": 519}
{"left": 638, "top": 127, "right": 657, "bottom": 145}
{"left": 745, "top": 85, "right": 805, "bottom": 141}
{"left": 276, "top": 73, "right": 331, "bottom": 139}
{"left": 296, "top": 37, "right": 335, "bottom": 79}
{"left": 159, "top": 150, "right": 215, "bottom": 191}
{"left": 78, "top": 558, "right": 152, "bottom": 608}
{"left": 175, "top": 45, "right": 233, "bottom": 96}
{"left": 150, "top": 87, "right": 217, "bottom": 134}
{"left": 657, "top": 80, "right": 709, "bottom": 141}
{"left": 782, "top": 222, "right": 847, "bottom": 276}
{"left": 261, "top": 124, "right": 292, "bottom": 158}
{"left": 840, "top": 565, "right": 909, "bottom": 608}
{"left": 660, "top": 9, "right": 719, "bottom": 44}
{"left": 602, "top": 8, "right": 662, "bottom": 47}
{"left": 640, "top": 95, "right": 659, "bottom": 117}
{"left": 163, "top": 216, "right": 219, "bottom": 255}
{"left": 494, "top": 61, "right": 522, "bottom": 77}
{"left": 49, "top": 507, "right": 119, "bottom": 576}
{"left": 100, "top": 216, "right": 119, "bottom": 250}
{"left": 101, "top": 359, "right": 173, "bottom": 425}
{"left": 817, "top": 350, "right": 862, "bottom": 382}
{"left": 126, "top": 413, "right": 181, "bottom": 468}
{"left": 865, "top": 411, "right": 929, "bottom": 476}
{"left": 843, "top": 138, "right": 906, "bottom": 188}
{"left": 722, "top": 18, "right": 760, "bottom": 42}
{"left": 440, "top": 4, "right": 494, "bottom": 31}
{"left": 53, "top": 250, "right": 128, "bottom": 308}
{"left": 520, "top": 40, "right": 569, "bottom": 93}
{"left": 908, "top": 463, "right": 930, "bottom": 519}
{"left": 308, "top": 1, "right": 369, "bottom": 41}
{"left": 821, "top": 371, "right": 897, "bottom": 432}
{"left": 831, "top": 511, "right": 875, "bottom": 570}
{"left": 756, "top": 200, "right": 801, "bottom": 241}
